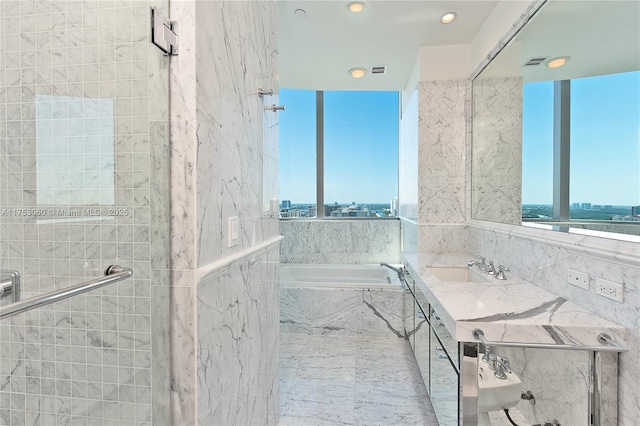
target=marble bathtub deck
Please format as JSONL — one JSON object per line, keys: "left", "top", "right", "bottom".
{"left": 279, "top": 334, "right": 439, "bottom": 426}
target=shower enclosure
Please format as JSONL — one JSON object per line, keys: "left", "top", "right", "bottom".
{"left": 0, "top": 1, "right": 171, "bottom": 424}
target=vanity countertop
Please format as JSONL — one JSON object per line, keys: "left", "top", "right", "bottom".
{"left": 402, "top": 252, "right": 627, "bottom": 348}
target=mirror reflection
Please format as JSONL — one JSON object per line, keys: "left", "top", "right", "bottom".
{"left": 472, "top": 0, "right": 640, "bottom": 238}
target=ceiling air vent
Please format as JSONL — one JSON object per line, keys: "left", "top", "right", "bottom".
{"left": 371, "top": 66, "right": 387, "bottom": 75}
{"left": 523, "top": 57, "right": 548, "bottom": 66}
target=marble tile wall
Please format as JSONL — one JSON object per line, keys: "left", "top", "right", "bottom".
{"left": 467, "top": 223, "right": 640, "bottom": 425}
{"left": 280, "top": 287, "right": 404, "bottom": 338}
{"left": 0, "top": 1, "right": 171, "bottom": 424}
{"left": 472, "top": 77, "right": 523, "bottom": 225}
{"left": 280, "top": 220, "right": 401, "bottom": 265}
{"left": 418, "top": 80, "right": 466, "bottom": 225}
{"left": 197, "top": 246, "right": 280, "bottom": 426}
{"left": 168, "top": 1, "right": 280, "bottom": 425}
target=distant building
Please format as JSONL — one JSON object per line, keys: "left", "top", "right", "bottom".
{"left": 324, "top": 203, "right": 341, "bottom": 217}
{"left": 632, "top": 206, "right": 640, "bottom": 217}
{"left": 281, "top": 200, "right": 291, "bottom": 209}
{"left": 390, "top": 197, "right": 398, "bottom": 217}
{"left": 581, "top": 203, "right": 591, "bottom": 210}
{"left": 308, "top": 206, "right": 317, "bottom": 217}
{"left": 571, "top": 203, "right": 580, "bottom": 209}
{"left": 330, "top": 203, "right": 370, "bottom": 217}
{"left": 612, "top": 215, "right": 639, "bottom": 222}
{"left": 279, "top": 208, "right": 299, "bottom": 218}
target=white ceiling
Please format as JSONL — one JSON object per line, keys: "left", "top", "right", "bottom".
{"left": 477, "top": 1, "right": 640, "bottom": 82}
{"left": 278, "top": 0, "right": 499, "bottom": 91}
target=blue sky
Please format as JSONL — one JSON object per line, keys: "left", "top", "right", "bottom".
{"left": 523, "top": 70, "right": 640, "bottom": 206}
{"left": 279, "top": 90, "right": 399, "bottom": 205}
{"left": 280, "top": 71, "right": 639, "bottom": 207}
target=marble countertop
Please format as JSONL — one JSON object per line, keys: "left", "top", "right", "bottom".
{"left": 402, "top": 252, "right": 628, "bottom": 348}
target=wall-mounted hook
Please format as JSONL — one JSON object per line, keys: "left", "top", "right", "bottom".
{"left": 258, "top": 88, "right": 273, "bottom": 97}
{"left": 264, "top": 104, "right": 285, "bottom": 112}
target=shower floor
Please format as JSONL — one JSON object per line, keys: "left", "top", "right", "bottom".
{"left": 279, "top": 334, "right": 439, "bottom": 426}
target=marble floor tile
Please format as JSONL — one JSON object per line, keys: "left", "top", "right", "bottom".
{"left": 280, "top": 334, "right": 439, "bottom": 426}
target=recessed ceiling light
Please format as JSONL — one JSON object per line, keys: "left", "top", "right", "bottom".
{"left": 349, "top": 67, "right": 366, "bottom": 79}
{"left": 348, "top": 2, "right": 365, "bottom": 13}
{"left": 294, "top": 8, "right": 306, "bottom": 19}
{"left": 546, "top": 56, "right": 570, "bottom": 68}
{"left": 441, "top": 12, "right": 457, "bottom": 24}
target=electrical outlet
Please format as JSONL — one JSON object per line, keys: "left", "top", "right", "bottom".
{"left": 228, "top": 216, "right": 239, "bottom": 247}
{"left": 568, "top": 269, "right": 589, "bottom": 289}
{"left": 595, "top": 278, "right": 624, "bottom": 303}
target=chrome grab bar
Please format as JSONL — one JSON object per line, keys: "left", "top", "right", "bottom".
{"left": 0, "top": 265, "right": 133, "bottom": 320}
{"left": 472, "top": 328, "right": 627, "bottom": 353}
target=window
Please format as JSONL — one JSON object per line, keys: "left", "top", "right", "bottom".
{"left": 521, "top": 71, "right": 640, "bottom": 233}
{"left": 279, "top": 90, "right": 399, "bottom": 218}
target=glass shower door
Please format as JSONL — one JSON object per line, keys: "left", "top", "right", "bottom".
{"left": 0, "top": 1, "right": 170, "bottom": 424}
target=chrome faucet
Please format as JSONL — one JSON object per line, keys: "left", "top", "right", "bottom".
{"left": 467, "top": 255, "right": 489, "bottom": 270}
{"left": 380, "top": 262, "right": 404, "bottom": 280}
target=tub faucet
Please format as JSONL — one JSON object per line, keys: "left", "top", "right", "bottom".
{"left": 380, "top": 262, "right": 404, "bottom": 280}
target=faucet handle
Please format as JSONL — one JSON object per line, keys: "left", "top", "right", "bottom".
{"left": 496, "top": 265, "right": 510, "bottom": 280}
{"left": 486, "top": 261, "right": 496, "bottom": 275}
{"left": 494, "top": 356, "right": 511, "bottom": 379}
{"left": 476, "top": 255, "right": 488, "bottom": 267}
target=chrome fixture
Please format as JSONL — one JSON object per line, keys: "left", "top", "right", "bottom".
{"left": 467, "top": 255, "right": 488, "bottom": 269}
{"left": 472, "top": 328, "right": 628, "bottom": 352}
{"left": 151, "top": 7, "right": 178, "bottom": 56}
{"left": 257, "top": 88, "right": 273, "bottom": 96}
{"left": 521, "top": 390, "right": 536, "bottom": 405}
{"left": 1, "top": 265, "right": 133, "bottom": 320}
{"left": 380, "top": 262, "right": 404, "bottom": 280}
{"left": 496, "top": 265, "right": 510, "bottom": 280}
{"left": 486, "top": 260, "right": 496, "bottom": 275}
{"left": 0, "top": 270, "right": 20, "bottom": 303}
{"left": 468, "top": 255, "right": 495, "bottom": 274}
{"left": 482, "top": 344, "right": 492, "bottom": 363}
{"left": 264, "top": 104, "right": 285, "bottom": 112}
{"left": 494, "top": 356, "right": 511, "bottom": 379}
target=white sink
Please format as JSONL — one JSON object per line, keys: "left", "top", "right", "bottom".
{"left": 462, "top": 358, "right": 523, "bottom": 426}
{"left": 477, "top": 363, "right": 522, "bottom": 412}
{"left": 427, "top": 267, "right": 489, "bottom": 283}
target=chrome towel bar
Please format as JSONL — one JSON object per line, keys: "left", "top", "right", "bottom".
{"left": 472, "top": 328, "right": 627, "bottom": 353}
{"left": 0, "top": 265, "right": 133, "bottom": 320}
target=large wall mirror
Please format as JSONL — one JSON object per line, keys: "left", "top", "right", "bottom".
{"left": 471, "top": 0, "right": 639, "bottom": 240}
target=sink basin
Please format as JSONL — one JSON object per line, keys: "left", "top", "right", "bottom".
{"left": 477, "top": 364, "right": 522, "bottom": 412}
{"left": 427, "top": 267, "right": 489, "bottom": 283}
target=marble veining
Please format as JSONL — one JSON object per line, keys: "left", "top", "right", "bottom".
{"left": 418, "top": 80, "right": 466, "bottom": 225}
{"left": 280, "top": 287, "right": 404, "bottom": 338}
{"left": 280, "top": 220, "right": 401, "bottom": 264}
{"left": 466, "top": 223, "right": 640, "bottom": 424}
{"left": 472, "top": 77, "right": 523, "bottom": 225}
{"left": 197, "top": 246, "right": 279, "bottom": 426}
{"left": 279, "top": 334, "right": 439, "bottom": 426}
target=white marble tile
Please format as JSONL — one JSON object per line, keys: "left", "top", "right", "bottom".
{"left": 280, "top": 287, "right": 404, "bottom": 338}
{"left": 418, "top": 80, "right": 467, "bottom": 224}
{"left": 197, "top": 246, "right": 280, "bottom": 426}
{"left": 279, "top": 334, "right": 437, "bottom": 426}
{"left": 170, "top": 286, "right": 197, "bottom": 426}
{"left": 280, "top": 220, "right": 401, "bottom": 265}
{"left": 472, "top": 77, "right": 523, "bottom": 225}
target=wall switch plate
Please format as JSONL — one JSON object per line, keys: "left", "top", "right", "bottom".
{"left": 228, "top": 216, "right": 239, "bottom": 247}
{"left": 595, "top": 278, "right": 624, "bottom": 303}
{"left": 568, "top": 269, "right": 589, "bottom": 289}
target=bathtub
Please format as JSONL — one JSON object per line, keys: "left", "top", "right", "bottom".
{"left": 279, "top": 263, "right": 405, "bottom": 337}
{"left": 279, "top": 263, "right": 403, "bottom": 289}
